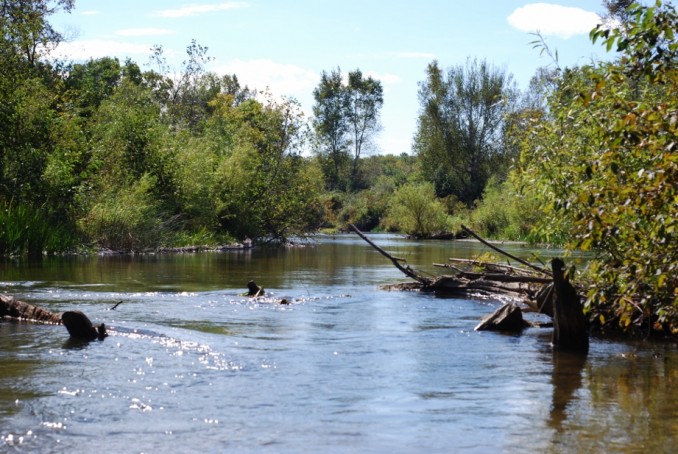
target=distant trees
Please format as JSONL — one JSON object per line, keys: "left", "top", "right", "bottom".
{"left": 312, "top": 67, "right": 383, "bottom": 191}
{"left": 413, "top": 58, "right": 518, "bottom": 205}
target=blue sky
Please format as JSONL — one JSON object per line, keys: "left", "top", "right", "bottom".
{"left": 50, "top": 1, "right": 617, "bottom": 155}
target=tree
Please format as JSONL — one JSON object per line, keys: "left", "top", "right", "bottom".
{"left": 0, "top": 0, "right": 75, "bottom": 203}
{"left": 601, "top": 0, "right": 635, "bottom": 23}
{"left": 0, "top": 0, "right": 74, "bottom": 67}
{"left": 312, "top": 67, "right": 383, "bottom": 191}
{"left": 346, "top": 69, "right": 383, "bottom": 188}
{"left": 312, "top": 68, "right": 350, "bottom": 190}
{"left": 148, "top": 40, "right": 245, "bottom": 133}
{"left": 413, "top": 58, "right": 517, "bottom": 205}
{"left": 520, "top": 0, "right": 678, "bottom": 333}
{"left": 62, "top": 57, "right": 124, "bottom": 118}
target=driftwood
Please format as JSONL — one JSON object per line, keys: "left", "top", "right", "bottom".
{"left": 1, "top": 294, "right": 62, "bottom": 324}
{"left": 460, "top": 225, "right": 552, "bottom": 276}
{"left": 1, "top": 293, "right": 107, "bottom": 340}
{"left": 349, "top": 224, "right": 429, "bottom": 285}
{"left": 351, "top": 225, "right": 589, "bottom": 352}
{"left": 475, "top": 302, "right": 530, "bottom": 331}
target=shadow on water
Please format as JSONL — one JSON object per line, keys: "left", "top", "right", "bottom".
{"left": 549, "top": 350, "right": 587, "bottom": 429}
{"left": 61, "top": 337, "right": 101, "bottom": 350}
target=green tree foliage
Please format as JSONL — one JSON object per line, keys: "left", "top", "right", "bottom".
{"left": 520, "top": 1, "right": 678, "bottom": 333}
{"left": 414, "top": 58, "right": 518, "bottom": 205}
{"left": 383, "top": 182, "right": 450, "bottom": 238}
{"left": 173, "top": 92, "right": 324, "bottom": 242}
{"left": 0, "top": 0, "right": 74, "bottom": 67}
{"left": 62, "top": 57, "right": 125, "bottom": 118}
{"left": 312, "top": 68, "right": 351, "bottom": 190}
{"left": 0, "top": 0, "right": 324, "bottom": 254}
{"left": 312, "top": 67, "right": 383, "bottom": 191}
{"left": 346, "top": 69, "right": 383, "bottom": 188}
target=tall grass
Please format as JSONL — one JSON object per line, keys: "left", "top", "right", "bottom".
{"left": 0, "top": 200, "right": 77, "bottom": 257}
{"left": 77, "top": 175, "right": 174, "bottom": 251}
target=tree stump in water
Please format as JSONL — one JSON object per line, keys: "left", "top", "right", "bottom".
{"left": 62, "top": 311, "right": 107, "bottom": 340}
{"left": 551, "top": 258, "right": 588, "bottom": 354}
{"left": 475, "top": 302, "right": 529, "bottom": 332}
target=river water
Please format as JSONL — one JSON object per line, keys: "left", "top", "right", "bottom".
{"left": 0, "top": 235, "right": 676, "bottom": 453}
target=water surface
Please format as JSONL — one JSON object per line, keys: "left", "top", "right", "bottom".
{"left": 1, "top": 235, "right": 675, "bottom": 453}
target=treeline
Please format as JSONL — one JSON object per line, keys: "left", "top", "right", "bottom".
{"left": 0, "top": 1, "right": 675, "bottom": 333}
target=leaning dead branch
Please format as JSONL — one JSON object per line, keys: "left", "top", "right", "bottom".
{"left": 459, "top": 225, "right": 551, "bottom": 276}
{"left": 349, "top": 223, "right": 430, "bottom": 285}
{"left": 351, "top": 224, "right": 549, "bottom": 304}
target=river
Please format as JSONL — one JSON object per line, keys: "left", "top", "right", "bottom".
{"left": 1, "top": 234, "right": 675, "bottom": 453}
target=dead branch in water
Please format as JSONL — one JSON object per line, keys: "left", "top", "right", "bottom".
{"left": 460, "top": 225, "right": 551, "bottom": 276}
{"left": 350, "top": 224, "right": 551, "bottom": 310}
{"left": 349, "top": 224, "right": 431, "bottom": 285}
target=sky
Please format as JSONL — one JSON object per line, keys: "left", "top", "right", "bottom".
{"left": 49, "top": 1, "right": 618, "bottom": 155}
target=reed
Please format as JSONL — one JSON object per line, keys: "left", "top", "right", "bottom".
{"left": 0, "top": 200, "right": 77, "bottom": 257}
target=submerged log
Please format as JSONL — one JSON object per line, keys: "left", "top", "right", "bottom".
{"left": 351, "top": 224, "right": 549, "bottom": 304}
{"left": 0, "top": 294, "right": 62, "bottom": 324}
{"left": 1, "top": 293, "right": 107, "bottom": 341}
{"left": 475, "top": 302, "right": 530, "bottom": 332}
{"left": 551, "top": 259, "right": 589, "bottom": 354}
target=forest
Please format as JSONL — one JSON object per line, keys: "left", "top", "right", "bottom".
{"left": 0, "top": 0, "right": 675, "bottom": 335}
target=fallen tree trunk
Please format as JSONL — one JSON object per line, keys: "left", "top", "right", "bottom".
{"left": 0, "top": 294, "right": 62, "bottom": 324}
{"left": 1, "top": 293, "right": 107, "bottom": 340}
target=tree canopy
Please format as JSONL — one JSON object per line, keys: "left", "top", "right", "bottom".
{"left": 312, "top": 67, "right": 383, "bottom": 191}
{"left": 413, "top": 58, "right": 518, "bottom": 205}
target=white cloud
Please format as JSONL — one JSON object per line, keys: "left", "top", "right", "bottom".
{"left": 507, "top": 3, "right": 601, "bottom": 39}
{"left": 155, "top": 2, "right": 249, "bottom": 18}
{"left": 50, "top": 39, "right": 152, "bottom": 61}
{"left": 214, "top": 59, "right": 318, "bottom": 98}
{"left": 82, "top": 10, "right": 100, "bottom": 16}
{"left": 115, "top": 28, "right": 175, "bottom": 37}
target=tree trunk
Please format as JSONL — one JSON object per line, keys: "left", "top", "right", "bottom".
{"left": 551, "top": 259, "right": 589, "bottom": 354}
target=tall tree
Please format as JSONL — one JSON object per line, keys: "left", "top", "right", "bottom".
{"left": 0, "top": 0, "right": 74, "bottom": 204}
{"left": 312, "top": 68, "right": 350, "bottom": 190}
{"left": 148, "top": 40, "right": 235, "bottom": 133}
{"left": 312, "top": 67, "right": 383, "bottom": 191}
{"left": 413, "top": 58, "right": 517, "bottom": 205}
{"left": 346, "top": 69, "right": 383, "bottom": 188}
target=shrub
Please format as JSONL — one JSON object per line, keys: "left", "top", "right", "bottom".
{"left": 383, "top": 182, "right": 450, "bottom": 237}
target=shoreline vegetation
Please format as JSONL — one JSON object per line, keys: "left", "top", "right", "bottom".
{"left": 0, "top": 1, "right": 675, "bottom": 336}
